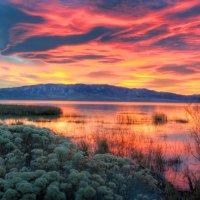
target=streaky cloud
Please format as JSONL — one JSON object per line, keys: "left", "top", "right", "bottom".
{"left": 153, "top": 34, "right": 189, "bottom": 50}
{"left": 1, "top": 26, "right": 115, "bottom": 55}
{"left": 122, "top": 25, "right": 169, "bottom": 43}
{"left": 0, "top": 3, "right": 44, "bottom": 50}
{"left": 168, "top": 4, "right": 200, "bottom": 19}
{"left": 157, "top": 65, "right": 197, "bottom": 75}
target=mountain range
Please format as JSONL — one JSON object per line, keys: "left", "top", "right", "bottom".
{"left": 0, "top": 84, "right": 199, "bottom": 102}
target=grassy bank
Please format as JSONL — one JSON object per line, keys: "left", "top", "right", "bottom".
{"left": 0, "top": 124, "right": 180, "bottom": 200}
{"left": 0, "top": 104, "right": 62, "bottom": 116}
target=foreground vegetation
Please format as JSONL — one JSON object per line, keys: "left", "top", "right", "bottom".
{"left": 0, "top": 124, "right": 180, "bottom": 200}
{"left": 0, "top": 103, "right": 199, "bottom": 199}
{"left": 0, "top": 104, "right": 62, "bottom": 116}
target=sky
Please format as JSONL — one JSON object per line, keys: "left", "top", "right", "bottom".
{"left": 0, "top": 0, "right": 200, "bottom": 94}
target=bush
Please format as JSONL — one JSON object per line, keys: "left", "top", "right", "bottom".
{"left": 96, "top": 139, "right": 109, "bottom": 154}
{"left": 152, "top": 113, "right": 168, "bottom": 125}
{"left": 0, "top": 125, "right": 166, "bottom": 199}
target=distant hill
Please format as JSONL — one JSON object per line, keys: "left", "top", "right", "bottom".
{"left": 0, "top": 84, "right": 199, "bottom": 102}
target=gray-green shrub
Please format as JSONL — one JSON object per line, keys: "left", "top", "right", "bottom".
{"left": 0, "top": 125, "right": 166, "bottom": 199}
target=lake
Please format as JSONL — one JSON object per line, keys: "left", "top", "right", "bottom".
{"left": 0, "top": 100, "right": 199, "bottom": 190}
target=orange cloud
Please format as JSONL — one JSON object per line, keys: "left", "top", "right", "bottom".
{"left": 0, "top": 0, "right": 200, "bottom": 94}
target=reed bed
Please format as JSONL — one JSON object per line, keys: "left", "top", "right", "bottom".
{"left": 0, "top": 104, "right": 62, "bottom": 116}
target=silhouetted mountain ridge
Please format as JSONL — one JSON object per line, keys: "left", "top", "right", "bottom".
{"left": 0, "top": 84, "right": 199, "bottom": 102}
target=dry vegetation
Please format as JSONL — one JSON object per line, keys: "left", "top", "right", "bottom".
{"left": 186, "top": 105, "right": 200, "bottom": 161}
{"left": 184, "top": 105, "right": 200, "bottom": 197}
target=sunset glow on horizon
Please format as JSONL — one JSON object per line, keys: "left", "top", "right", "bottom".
{"left": 0, "top": 0, "right": 200, "bottom": 94}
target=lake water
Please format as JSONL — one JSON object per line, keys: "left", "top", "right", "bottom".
{"left": 0, "top": 100, "right": 199, "bottom": 190}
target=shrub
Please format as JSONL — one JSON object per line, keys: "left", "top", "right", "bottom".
{"left": 152, "top": 113, "right": 168, "bottom": 125}
{"left": 0, "top": 125, "right": 167, "bottom": 199}
{"left": 96, "top": 139, "right": 109, "bottom": 154}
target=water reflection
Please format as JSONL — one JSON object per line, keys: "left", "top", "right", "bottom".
{"left": 0, "top": 100, "right": 199, "bottom": 190}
